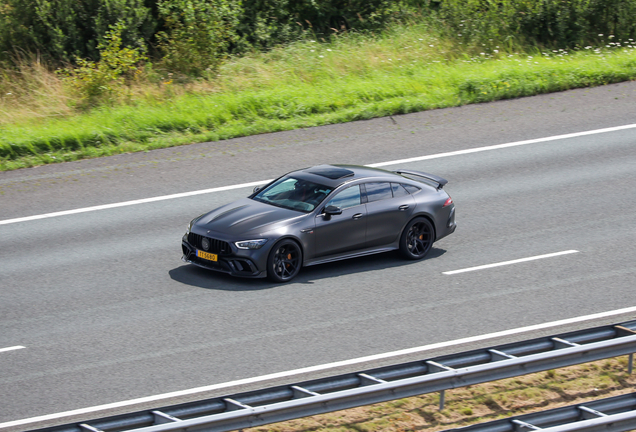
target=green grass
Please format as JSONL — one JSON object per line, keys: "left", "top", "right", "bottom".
{"left": 1, "top": 25, "right": 636, "bottom": 171}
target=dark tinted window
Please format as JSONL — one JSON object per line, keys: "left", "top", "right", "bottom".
{"left": 308, "top": 166, "right": 354, "bottom": 179}
{"left": 403, "top": 184, "right": 421, "bottom": 194}
{"left": 326, "top": 185, "right": 362, "bottom": 210}
{"left": 391, "top": 183, "right": 409, "bottom": 197}
{"left": 365, "top": 182, "right": 393, "bottom": 202}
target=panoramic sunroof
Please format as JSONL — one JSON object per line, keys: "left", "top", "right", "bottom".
{"left": 308, "top": 166, "right": 355, "bottom": 180}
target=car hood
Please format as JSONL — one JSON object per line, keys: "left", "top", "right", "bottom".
{"left": 193, "top": 198, "right": 306, "bottom": 237}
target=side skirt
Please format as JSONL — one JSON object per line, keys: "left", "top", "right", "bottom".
{"left": 304, "top": 246, "right": 397, "bottom": 267}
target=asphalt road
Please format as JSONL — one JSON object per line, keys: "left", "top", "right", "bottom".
{"left": 1, "top": 82, "right": 635, "bottom": 429}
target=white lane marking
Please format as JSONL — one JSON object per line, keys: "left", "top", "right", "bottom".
{"left": 3, "top": 304, "right": 636, "bottom": 429}
{"left": 443, "top": 250, "right": 580, "bottom": 275}
{"left": 0, "top": 180, "right": 270, "bottom": 226}
{"left": 1, "top": 123, "right": 635, "bottom": 227}
{"left": 0, "top": 346, "right": 25, "bottom": 353}
{"left": 368, "top": 123, "right": 636, "bottom": 167}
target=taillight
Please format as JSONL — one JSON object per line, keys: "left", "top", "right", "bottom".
{"left": 443, "top": 197, "right": 453, "bottom": 207}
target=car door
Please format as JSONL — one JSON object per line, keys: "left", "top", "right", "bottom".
{"left": 363, "top": 182, "right": 416, "bottom": 248}
{"left": 313, "top": 184, "right": 367, "bottom": 258}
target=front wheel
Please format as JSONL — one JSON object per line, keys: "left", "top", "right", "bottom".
{"left": 399, "top": 217, "right": 434, "bottom": 260}
{"left": 267, "top": 239, "right": 303, "bottom": 282}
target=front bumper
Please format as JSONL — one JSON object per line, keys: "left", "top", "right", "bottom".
{"left": 181, "top": 233, "right": 267, "bottom": 278}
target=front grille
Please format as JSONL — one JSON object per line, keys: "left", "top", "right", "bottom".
{"left": 187, "top": 233, "right": 232, "bottom": 255}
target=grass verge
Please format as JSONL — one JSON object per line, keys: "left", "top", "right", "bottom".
{"left": 242, "top": 356, "right": 635, "bottom": 432}
{"left": 1, "top": 26, "right": 636, "bottom": 171}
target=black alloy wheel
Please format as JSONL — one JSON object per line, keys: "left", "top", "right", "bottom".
{"left": 267, "top": 239, "right": 302, "bottom": 282}
{"left": 399, "top": 217, "right": 434, "bottom": 260}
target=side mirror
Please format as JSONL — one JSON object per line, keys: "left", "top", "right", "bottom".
{"left": 253, "top": 186, "right": 263, "bottom": 194}
{"left": 323, "top": 205, "right": 342, "bottom": 219}
{"left": 325, "top": 205, "right": 342, "bottom": 215}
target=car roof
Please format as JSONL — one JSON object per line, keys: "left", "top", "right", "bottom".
{"left": 291, "top": 164, "right": 400, "bottom": 188}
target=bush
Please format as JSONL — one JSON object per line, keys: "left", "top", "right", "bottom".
{"left": 60, "top": 22, "right": 146, "bottom": 106}
{"left": 0, "top": 0, "right": 155, "bottom": 64}
{"left": 432, "top": 0, "right": 636, "bottom": 49}
{"left": 156, "top": 0, "right": 240, "bottom": 75}
{"left": 233, "top": 0, "right": 411, "bottom": 52}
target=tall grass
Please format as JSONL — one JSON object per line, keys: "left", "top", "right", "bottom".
{"left": 0, "top": 56, "right": 75, "bottom": 125}
{"left": 1, "top": 24, "right": 636, "bottom": 171}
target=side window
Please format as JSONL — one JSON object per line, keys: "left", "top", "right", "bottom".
{"left": 365, "top": 182, "right": 393, "bottom": 203}
{"left": 326, "top": 185, "right": 361, "bottom": 210}
{"left": 391, "top": 183, "right": 409, "bottom": 198}
{"left": 403, "top": 184, "right": 421, "bottom": 194}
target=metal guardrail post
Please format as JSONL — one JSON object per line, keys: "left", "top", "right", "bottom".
{"left": 427, "top": 360, "right": 453, "bottom": 411}
{"left": 615, "top": 325, "right": 636, "bottom": 375}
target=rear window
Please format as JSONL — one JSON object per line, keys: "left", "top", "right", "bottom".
{"left": 365, "top": 182, "right": 393, "bottom": 202}
{"left": 403, "top": 184, "right": 421, "bottom": 194}
{"left": 391, "top": 183, "right": 409, "bottom": 197}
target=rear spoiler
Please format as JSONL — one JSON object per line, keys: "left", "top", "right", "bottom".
{"left": 394, "top": 169, "right": 448, "bottom": 190}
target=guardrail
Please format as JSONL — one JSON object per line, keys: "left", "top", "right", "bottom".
{"left": 447, "top": 392, "right": 636, "bottom": 432}
{"left": 28, "top": 320, "right": 636, "bottom": 432}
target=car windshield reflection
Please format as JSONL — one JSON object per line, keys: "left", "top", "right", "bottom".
{"left": 252, "top": 177, "right": 333, "bottom": 212}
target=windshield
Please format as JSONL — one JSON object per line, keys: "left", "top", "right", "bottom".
{"left": 252, "top": 177, "right": 333, "bottom": 212}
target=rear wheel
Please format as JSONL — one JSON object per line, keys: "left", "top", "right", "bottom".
{"left": 267, "top": 239, "right": 302, "bottom": 282}
{"left": 399, "top": 217, "right": 434, "bottom": 260}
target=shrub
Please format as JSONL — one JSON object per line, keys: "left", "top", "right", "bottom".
{"left": 156, "top": 0, "right": 240, "bottom": 76}
{"left": 0, "top": 0, "right": 155, "bottom": 64}
{"left": 60, "top": 22, "right": 146, "bottom": 106}
{"left": 431, "top": 0, "right": 636, "bottom": 49}
{"left": 233, "top": 0, "right": 411, "bottom": 52}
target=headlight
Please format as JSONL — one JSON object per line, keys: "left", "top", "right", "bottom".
{"left": 235, "top": 239, "right": 268, "bottom": 250}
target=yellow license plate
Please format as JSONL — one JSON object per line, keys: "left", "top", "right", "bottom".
{"left": 197, "top": 250, "right": 218, "bottom": 262}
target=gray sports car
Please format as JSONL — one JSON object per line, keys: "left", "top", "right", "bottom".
{"left": 182, "top": 165, "right": 456, "bottom": 282}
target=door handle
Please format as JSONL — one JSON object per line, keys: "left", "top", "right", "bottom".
{"left": 399, "top": 205, "right": 410, "bottom": 211}
{"left": 352, "top": 213, "right": 363, "bottom": 220}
